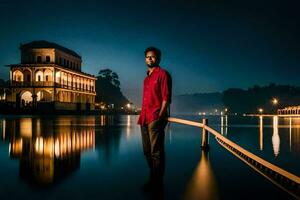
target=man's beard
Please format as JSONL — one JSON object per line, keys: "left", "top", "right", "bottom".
{"left": 147, "top": 62, "right": 158, "bottom": 68}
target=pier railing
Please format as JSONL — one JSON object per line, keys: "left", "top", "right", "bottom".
{"left": 168, "top": 117, "right": 300, "bottom": 199}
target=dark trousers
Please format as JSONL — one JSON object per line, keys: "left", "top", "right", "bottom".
{"left": 141, "top": 119, "right": 168, "bottom": 183}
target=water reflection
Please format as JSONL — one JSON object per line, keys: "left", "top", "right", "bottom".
{"left": 126, "top": 115, "right": 131, "bottom": 138}
{"left": 184, "top": 150, "right": 219, "bottom": 200}
{"left": 0, "top": 115, "right": 126, "bottom": 187}
{"left": 1, "top": 119, "right": 6, "bottom": 140}
{"left": 2, "top": 116, "right": 96, "bottom": 185}
{"left": 256, "top": 116, "right": 300, "bottom": 156}
{"left": 285, "top": 117, "right": 300, "bottom": 153}
{"left": 99, "top": 115, "right": 115, "bottom": 126}
{"left": 95, "top": 115, "right": 122, "bottom": 163}
{"left": 259, "top": 116, "right": 263, "bottom": 151}
{"left": 272, "top": 116, "right": 280, "bottom": 157}
{"left": 220, "top": 115, "right": 228, "bottom": 136}
{"left": 289, "top": 117, "right": 292, "bottom": 152}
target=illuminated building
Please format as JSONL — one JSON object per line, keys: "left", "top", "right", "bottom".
{"left": 278, "top": 106, "right": 300, "bottom": 115}
{"left": 4, "top": 40, "right": 96, "bottom": 112}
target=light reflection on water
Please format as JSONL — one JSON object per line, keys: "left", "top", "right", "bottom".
{"left": 3, "top": 116, "right": 96, "bottom": 185}
{"left": 259, "top": 116, "right": 263, "bottom": 151}
{"left": 0, "top": 115, "right": 297, "bottom": 199}
{"left": 184, "top": 151, "right": 219, "bottom": 200}
{"left": 218, "top": 115, "right": 300, "bottom": 157}
{"left": 272, "top": 116, "right": 280, "bottom": 157}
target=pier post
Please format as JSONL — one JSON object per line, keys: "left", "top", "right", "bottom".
{"left": 202, "top": 118, "right": 209, "bottom": 150}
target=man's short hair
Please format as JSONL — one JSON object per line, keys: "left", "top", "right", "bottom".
{"left": 144, "top": 46, "right": 161, "bottom": 62}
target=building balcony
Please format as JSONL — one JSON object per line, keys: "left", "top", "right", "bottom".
{"left": 10, "top": 81, "right": 55, "bottom": 87}
{"left": 9, "top": 81, "right": 95, "bottom": 93}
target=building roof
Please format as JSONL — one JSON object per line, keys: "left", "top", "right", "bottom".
{"left": 20, "top": 40, "right": 81, "bottom": 59}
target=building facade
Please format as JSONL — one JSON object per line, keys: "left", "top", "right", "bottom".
{"left": 277, "top": 106, "right": 300, "bottom": 115}
{"left": 5, "top": 40, "right": 96, "bottom": 112}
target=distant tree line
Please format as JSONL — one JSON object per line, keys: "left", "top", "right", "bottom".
{"left": 0, "top": 79, "right": 8, "bottom": 95}
{"left": 222, "top": 83, "right": 300, "bottom": 113}
{"left": 95, "top": 69, "right": 129, "bottom": 108}
{"left": 0, "top": 79, "right": 8, "bottom": 87}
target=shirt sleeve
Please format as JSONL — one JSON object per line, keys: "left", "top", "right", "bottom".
{"left": 160, "top": 72, "right": 171, "bottom": 102}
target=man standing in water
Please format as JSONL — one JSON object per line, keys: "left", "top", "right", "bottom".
{"left": 138, "top": 46, "right": 172, "bottom": 188}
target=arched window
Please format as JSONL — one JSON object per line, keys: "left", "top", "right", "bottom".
{"left": 21, "top": 91, "right": 33, "bottom": 107}
{"left": 35, "top": 71, "right": 43, "bottom": 82}
{"left": 13, "top": 70, "right": 23, "bottom": 82}
{"left": 44, "top": 69, "right": 52, "bottom": 82}
{"left": 23, "top": 69, "right": 31, "bottom": 82}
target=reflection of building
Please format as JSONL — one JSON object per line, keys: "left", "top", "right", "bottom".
{"left": 3, "top": 116, "right": 95, "bottom": 185}
{"left": 4, "top": 40, "right": 96, "bottom": 112}
{"left": 284, "top": 117, "right": 300, "bottom": 153}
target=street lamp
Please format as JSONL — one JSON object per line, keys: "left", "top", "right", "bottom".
{"left": 272, "top": 98, "right": 278, "bottom": 105}
{"left": 271, "top": 98, "right": 279, "bottom": 114}
{"left": 258, "top": 108, "right": 263, "bottom": 114}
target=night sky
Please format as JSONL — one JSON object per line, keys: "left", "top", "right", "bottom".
{"left": 0, "top": 0, "right": 300, "bottom": 106}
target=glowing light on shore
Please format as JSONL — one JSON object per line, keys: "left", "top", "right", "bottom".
{"left": 272, "top": 98, "right": 278, "bottom": 105}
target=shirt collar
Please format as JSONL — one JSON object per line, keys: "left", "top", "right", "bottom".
{"left": 147, "top": 66, "right": 160, "bottom": 76}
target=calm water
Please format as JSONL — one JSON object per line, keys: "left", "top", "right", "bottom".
{"left": 0, "top": 114, "right": 298, "bottom": 200}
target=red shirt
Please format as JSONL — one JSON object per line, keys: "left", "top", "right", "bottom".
{"left": 138, "top": 66, "right": 171, "bottom": 125}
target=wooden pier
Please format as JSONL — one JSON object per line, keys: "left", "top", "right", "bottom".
{"left": 168, "top": 117, "right": 300, "bottom": 199}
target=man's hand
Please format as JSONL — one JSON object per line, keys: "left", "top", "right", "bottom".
{"left": 159, "top": 100, "right": 169, "bottom": 120}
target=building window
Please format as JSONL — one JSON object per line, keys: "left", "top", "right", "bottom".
{"left": 64, "top": 59, "right": 66, "bottom": 66}
{"left": 27, "top": 75, "right": 31, "bottom": 81}
{"left": 67, "top": 60, "right": 69, "bottom": 67}
{"left": 37, "top": 56, "right": 42, "bottom": 63}
{"left": 46, "top": 56, "right": 50, "bottom": 63}
{"left": 59, "top": 57, "right": 62, "bottom": 64}
{"left": 38, "top": 75, "right": 41, "bottom": 82}
{"left": 45, "top": 75, "right": 49, "bottom": 81}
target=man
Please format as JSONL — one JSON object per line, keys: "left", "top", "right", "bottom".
{"left": 138, "top": 46, "right": 172, "bottom": 187}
